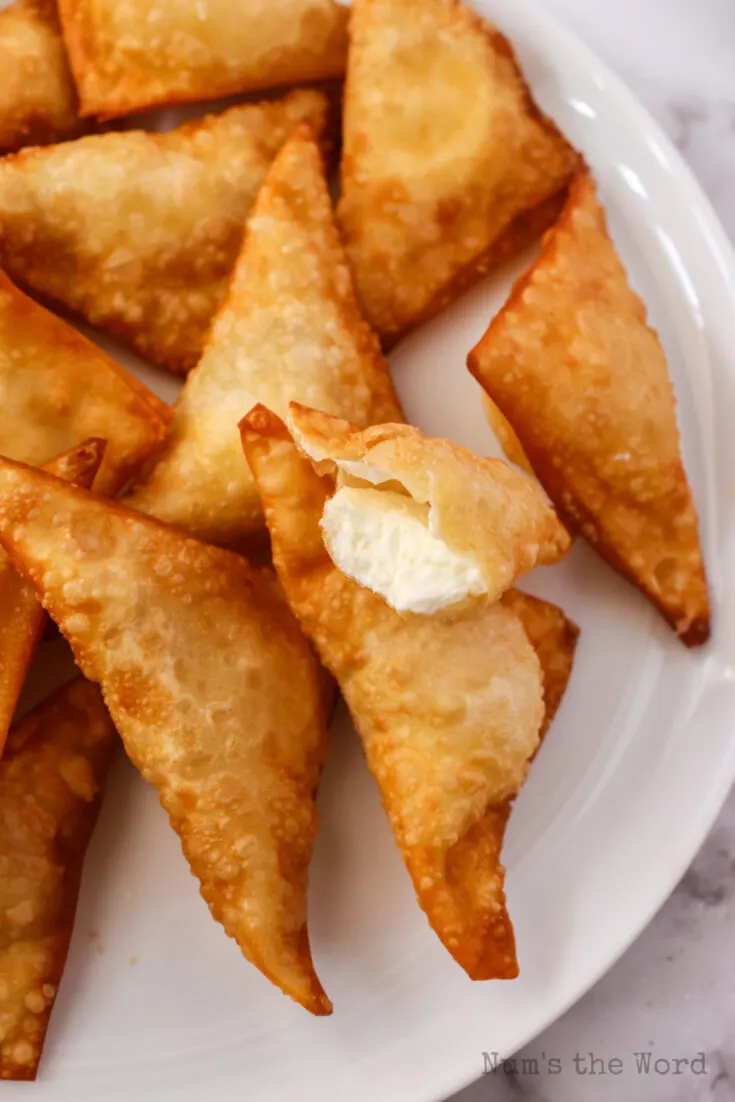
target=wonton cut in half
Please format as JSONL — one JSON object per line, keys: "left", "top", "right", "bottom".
{"left": 128, "top": 123, "right": 402, "bottom": 546}
{"left": 242, "top": 405, "right": 576, "bottom": 979}
{"left": 469, "top": 170, "right": 710, "bottom": 645}
{"left": 0, "top": 0, "right": 83, "bottom": 154}
{"left": 0, "top": 679, "right": 114, "bottom": 1080}
{"left": 0, "top": 89, "right": 329, "bottom": 374}
{"left": 0, "top": 460, "right": 332, "bottom": 1014}
{"left": 337, "top": 0, "right": 579, "bottom": 344}
{"left": 59, "top": 0, "right": 348, "bottom": 119}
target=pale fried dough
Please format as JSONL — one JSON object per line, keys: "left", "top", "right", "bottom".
{"left": 0, "top": 89, "right": 329, "bottom": 374}
{"left": 0, "top": 0, "right": 83, "bottom": 154}
{"left": 0, "top": 459, "right": 331, "bottom": 1014}
{"left": 337, "top": 0, "right": 579, "bottom": 343}
{"left": 469, "top": 170, "right": 710, "bottom": 646}
{"left": 241, "top": 406, "right": 547, "bottom": 979}
{"left": 287, "top": 403, "right": 569, "bottom": 607}
{"left": 128, "top": 124, "right": 402, "bottom": 546}
{"left": 59, "top": 0, "right": 348, "bottom": 119}
{"left": 0, "top": 679, "right": 114, "bottom": 1080}
{"left": 0, "top": 439, "right": 105, "bottom": 760}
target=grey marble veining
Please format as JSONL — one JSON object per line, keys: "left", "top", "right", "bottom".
{"left": 448, "top": 1, "right": 735, "bottom": 1099}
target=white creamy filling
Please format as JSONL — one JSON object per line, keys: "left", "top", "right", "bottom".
{"left": 320, "top": 486, "right": 486, "bottom": 615}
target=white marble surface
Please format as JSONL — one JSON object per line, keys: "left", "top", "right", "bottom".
{"left": 451, "top": 1, "right": 735, "bottom": 1100}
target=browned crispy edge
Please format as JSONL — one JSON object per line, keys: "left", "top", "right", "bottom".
{"left": 0, "top": 678, "right": 114, "bottom": 1080}
{"left": 468, "top": 168, "right": 710, "bottom": 647}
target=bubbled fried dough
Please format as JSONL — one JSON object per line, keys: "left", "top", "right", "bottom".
{"left": 127, "top": 125, "right": 402, "bottom": 546}
{"left": 0, "top": 0, "right": 84, "bottom": 154}
{"left": 0, "top": 89, "right": 329, "bottom": 375}
{"left": 59, "top": 0, "right": 348, "bottom": 119}
{"left": 469, "top": 170, "right": 710, "bottom": 645}
{"left": 338, "top": 0, "right": 579, "bottom": 343}
{"left": 0, "top": 458, "right": 331, "bottom": 1014}
{"left": 0, "top": 439, "right": 106, "bottom": 760}
{"left": 241, "top": 407, "right": 547, "bottom": 980}
{"left": 0, "top": 679, "right": 114, "bottom": 1080}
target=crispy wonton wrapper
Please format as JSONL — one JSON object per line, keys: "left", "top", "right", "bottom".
{"left": 469, "top": 170, "right": 710, "bottom": 646}
{"left": 128, "top": 124, "right": 402, "bottom": 546}
{"left": 59, "top": 0, "right": 348, "bottom": 119}
{"left": 0, "top": 459, "right": 332, "bottom": 1014}
{"left": 0, "top": 678, "right": 114, "bottom": 1081}
{"left": 501, "top": 589, "right": 579, "bottom": 740}
{"left": 0, "top": 439, "right": 106, "bottom": 760}
{"left": 337, "top": 0, "right": 579, "bottom": 344}
{"left": 0, "top": 270, "right": 169, "bottom": 496}
{"left": 0, "top": 89, "right": 329, "bottom": 375}
{"left": 0, "top": 0, "right": 84, "bottom": 154}
{"left": 287, "top": 403, "right": 569, "bottom": 608}
{"left": 241, "top": 406, "right": 556, "bottom": 979}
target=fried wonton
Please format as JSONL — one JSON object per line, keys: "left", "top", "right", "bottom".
{"left": 59, "top": 0, "right": 348, "bottom": 119}
{"left": 286, "top": 403, "right": 569, "bottom": 613}
{"left": 0, "top": 439, "right": 105, "bottom": 760}
{"left": 0, "top": 678, "right": 114, "bottom": 1081}
{"left": 468, "top": 170, "right": 710, "bottom": 646}
{"left": 127, "top": 124, "right": 402, "bottom": 546}
{"left": 0, "top": 89, "right": 329, "bottom": 375}
{"left": 0, "top": 0, "right": 83, "bottom": 155}
{"left": 0, "top": 460, "right": 331, "bottom": 1014}
{"left": 241, "top": 406, "right": 549, "bottom": 979}
{"left": 501, "top": 589, "right": 578, "bottom": 739}
{"left": 0, "top": 271, "right": 168, "bottom": 495}
{"left": 337, "top": 0, "right": 579, "bottom": 344}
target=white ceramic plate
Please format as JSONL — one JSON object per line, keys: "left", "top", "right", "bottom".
{"left": 8, "top": 1, "right": 735, "bottom": 1100}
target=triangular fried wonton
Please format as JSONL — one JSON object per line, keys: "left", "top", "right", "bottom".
{"left": 0, "top": 460, "right": 331, "bottom": 1014}
{"left": 0, "top": 271, "right": 168, "bottom": 495}
{"left": 469, "top": 170, "right": 710, "bottom": 646}
{"left": 0, "top": 89, "right": 329, "bottom": 374}
{"left": 0, "top": 439, "right": 105, "bottom": 759}
{"left": 0, "top": 678, "right": 114, "bottom": 1080}
{"left": 241, "top": 405, "right": 549, "bottom": 979}
{"left": 0, "top": 0, "right": 84, "bottom": 154}
{"left": 337, "top": 0, "right": 579, "bottom": 343}
{"left": 128, "top": 124, "right": 402, "bottom": 545}
{"left": 59, "top": 0, "right": 348, "bottom": 119}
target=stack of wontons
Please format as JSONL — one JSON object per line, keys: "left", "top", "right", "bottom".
{"left": 0, "top": 0, "right": 709, "bottom": 1080}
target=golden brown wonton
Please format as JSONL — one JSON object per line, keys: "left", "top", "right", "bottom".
{"left": 0, "top": 271, "right": 168, "bottom": 495}
{"left": 0, "top": 459, "right": 332, "bottom": 1014}
{"left": 0, "top": 89, "right": 329, "bottom": 374}
{"left": 0, "top": 679, "right": 114, "bottom": 1080}
{"left": 0, "top": 439, "right": 105, "bottom": 760}
{"left": 59, "top": 0, "right": 348, "bottom": 119}
{"left": 337, "top": 0, "right": 579, "bottom": 343}
{"left": 0, "top": 0, "right": 83, "bottom": 154}
{"left": 469, "top": 170, "right": 710, "bottom": 646}
{"left": 241, "top": 405, "right": 549, "bottom": 980}
{"left": 128, "top": 123, "right": 402, "bottom": 546}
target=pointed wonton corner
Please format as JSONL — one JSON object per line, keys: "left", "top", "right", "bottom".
{"left": 127, "top": 122, "right": 402, "bottom": 546}
{"left": 0, "top": 678, "right": 114, "bottom": 1080}
{"left": 337, "top": 0, "right": 579, "bottom": 343}
{"left": 469, "top": 169, "right": 710, "bottom": 646}
{"left": 0, "top": 456, "right": 331, "bottom": 1015}
{"left": 0, "top": 88, "right": 330, "bottom": 374}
